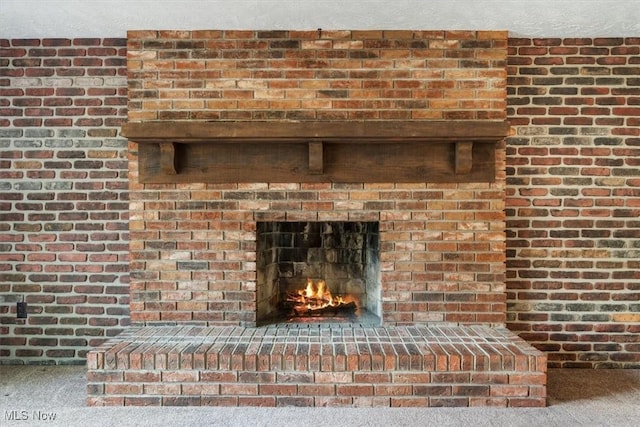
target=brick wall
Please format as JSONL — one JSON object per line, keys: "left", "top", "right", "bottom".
{"left": 1, "top": 36, "right": 638, "bottom": 367}
{"left": 126, "top": 30, "right": 507, "bottom": 122}
{"left": 506, "top": 37, "right": 640, "bottom": 368}
{"left": 0, "top": 38, "right": 129, "bottom": 362}
{"left": 127, "top": 182, "right": 508, "bottom": 327}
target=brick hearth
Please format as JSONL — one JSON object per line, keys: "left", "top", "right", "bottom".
{"left": 88, "top": 325, "right": 545, "bottom": 407}
{"left": 86, "top": 29, "right": 547, "bottom": 407}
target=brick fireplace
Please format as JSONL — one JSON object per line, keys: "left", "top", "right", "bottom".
{"left": 87, "top": 30, "right": 547, "bottom": 407}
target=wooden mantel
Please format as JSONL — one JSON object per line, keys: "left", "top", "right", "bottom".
{"left": 122, "top": 120, "right": 510, "bottom": 184}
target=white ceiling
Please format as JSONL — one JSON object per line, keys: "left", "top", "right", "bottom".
{"left": 1, "top": 0, "right": 639, "bottom": 38}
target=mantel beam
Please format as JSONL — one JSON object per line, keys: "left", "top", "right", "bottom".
{"left": 125, "top": 120, "right": 509, "bottom": 184}
{"left": 121, "top": 120, "right": 510, "bottom": 144}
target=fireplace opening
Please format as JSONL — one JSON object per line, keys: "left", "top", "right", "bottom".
{"left": 256, "top": 221, "right": 381, "bottom": 326}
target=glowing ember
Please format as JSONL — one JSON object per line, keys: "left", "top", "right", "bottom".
{"left": 286, "top": 279, "right": 356, "bottom": 316}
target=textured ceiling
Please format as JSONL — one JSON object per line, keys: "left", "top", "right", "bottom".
{"left": 1, "top": 0, "right": 639, "bottom": 38}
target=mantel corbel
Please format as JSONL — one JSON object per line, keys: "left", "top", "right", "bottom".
{"left": 159, "top": 142, "right": 177, "bottom": 175}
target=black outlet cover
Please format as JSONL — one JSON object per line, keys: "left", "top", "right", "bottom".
{"left": 17, "top": 302, "right": 27, "bottom": 318}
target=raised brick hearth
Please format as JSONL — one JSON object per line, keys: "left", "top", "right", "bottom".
{"left": 88, "top": 325, "right": 545, "bottom": 407}
{"left": 87, "top": 30, "right": 547, "bottom": 407}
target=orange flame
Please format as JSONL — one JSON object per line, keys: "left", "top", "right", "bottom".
{"left": 293, "top": 279, "right": 347, "bottom": 311}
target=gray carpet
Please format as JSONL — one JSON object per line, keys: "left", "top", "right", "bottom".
{"left": 1, "top": 366, "right": 638, "bottom": 426}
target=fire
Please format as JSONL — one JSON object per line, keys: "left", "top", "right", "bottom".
{"left": 287, "top": 279, "right": 356, "bottom": 316}
{"left": 300, "top": 279, "right": 345, "bottom": 309}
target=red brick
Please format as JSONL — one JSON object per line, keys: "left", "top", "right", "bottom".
{"left": 125, "top": 396, "right": 162, "bottom": 406}
{"left": 298, "top": 384, "right": 336, "bottom": 396}
{"left": 87, "top": 396, "right": 124, "bottom": 406}
{"left": 161, "top": 371, "right": 198, "bottom": 382}
{"left": 143, "top": 383, "right": 181, "bottom": 395}
{"left": 375, "top": 384, "right": 413, "bottom": 396}
{"left": 124, "top": 371, "right": 160, "bottom": 383}
{"left": 105, "top": 383, "right": 143, "bottom": 395}
{"left": 220, "top": 384, "right": 258, "bottom": 395}
{"left": 259, "top": 384, "right": 297, "bottom": 395}
{"left": 238, "top": 396, "right": 276, "bottom": 406}
{"left": 336, "top": 384, "right": 374, "bottom": 396}
{"left": 201, "top": 396, "right": 238, "bottom": 406}
{"left": 390, "top": 397, "right": 431, "bottom": 407}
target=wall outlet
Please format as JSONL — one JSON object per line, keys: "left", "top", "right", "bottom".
{"left": 17, "top": 302, "right": 27, "bottom": 318}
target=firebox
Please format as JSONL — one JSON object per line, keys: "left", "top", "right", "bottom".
{"left": 256, "top": 221, "right": 381, "bottom": 325}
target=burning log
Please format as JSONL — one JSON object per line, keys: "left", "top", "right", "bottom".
{"left": 292, "top": 301, "right": 356, "bottom": 317}
{"left": 284, "top": 279, "right": 357, "bottom": 317}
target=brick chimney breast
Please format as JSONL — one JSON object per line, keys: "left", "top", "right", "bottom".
{"left": 124, "top": 30, "right": 510, "bottom": 327}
